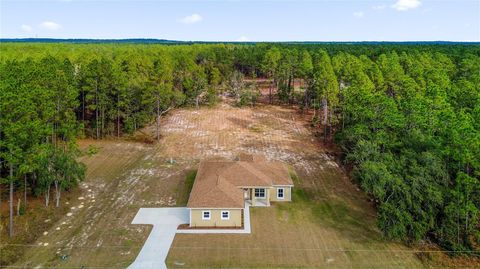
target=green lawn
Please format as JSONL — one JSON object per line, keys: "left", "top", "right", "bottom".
{"left": 167, "top": 171, "right": 425, "bottom": 269}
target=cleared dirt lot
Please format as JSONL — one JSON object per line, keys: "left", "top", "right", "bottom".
{"left": 160, "top": 103, "right": 424, "bottom": 268}
{"left": 13, "top": 101, "right": 468, "bottom": 268}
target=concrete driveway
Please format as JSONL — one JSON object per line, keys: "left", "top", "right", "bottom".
{"left": 127, "top": 207, "right": 189, "bottom": 269}
{"left": 128, "top": 203, "right": 251, "bottom": 269}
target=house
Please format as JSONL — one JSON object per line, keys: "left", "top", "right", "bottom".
{"left": 187, "top": 154, "right": 293, "bottom": 228}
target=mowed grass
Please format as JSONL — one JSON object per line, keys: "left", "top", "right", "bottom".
{"left": 167, "top": 171, "right": 425, "bottom": 269}
{"left": 176, "top": 170, "right": 197, "bottom": 206}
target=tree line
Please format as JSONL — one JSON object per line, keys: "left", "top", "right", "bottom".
{"left": 259, "top": 45, "right": 479, "bottom": 252}
{"left": 0, "top": 42, "right": 479, "bottom": 254}
{"left": 0, "top": 44, "right": 232, "bottom": 239}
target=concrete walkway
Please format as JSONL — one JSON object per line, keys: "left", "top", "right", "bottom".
{"left": 128, "top": 203, "right": 251, "bottom": 269}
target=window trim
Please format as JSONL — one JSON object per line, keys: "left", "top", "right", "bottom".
{"left": 254, "top": 188, "right": 266, "bottom": 198}
{"left": 221, "top": 210, "right": 230, "bottom": 220}
{"left": 202, "top": 210, "right": 211, "bottom": 220}
{"left": 277, "top": 187, "right": 285, "bottom": 200}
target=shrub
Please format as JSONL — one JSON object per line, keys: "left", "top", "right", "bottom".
{"left": 205, "top": 87, "right": 219, "bottom": 106}
{"left": 86, "top": 145, "right": 99, "bottom": 156}
{"left": 238, "top": 85, "right": 260, "bottom": 107}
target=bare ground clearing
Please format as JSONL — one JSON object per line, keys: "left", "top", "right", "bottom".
{"left": 10, "top": 101, "right": 471, "bottom": 268}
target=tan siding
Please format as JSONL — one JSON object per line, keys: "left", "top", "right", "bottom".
{"left": 269, "top": 186, "right": 292, "bottom": 202}
{"left": 190, "top": 209, "right": 242, "bottom": 227}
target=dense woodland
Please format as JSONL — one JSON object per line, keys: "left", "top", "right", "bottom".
{"left": 1, "top": 43, "right": 479, "bottom": 255}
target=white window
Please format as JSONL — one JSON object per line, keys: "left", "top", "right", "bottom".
{"left": 254, "top": 188, "right": 266, "bottom": 198}
{"left": 221, "top": 211, "right": 230, "bottom": 220}
{"left": 277, "top": 188, "right": 285, "bottom": 199}
{"left": 202, "top": 211, "right": 211, "bottom": 220}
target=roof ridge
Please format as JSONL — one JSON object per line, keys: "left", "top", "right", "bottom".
{"left": 217, "top": 175, "right": 243, "bottom": 201}
{"left": 203, "top": 165, "right": 225, "bottom": 196}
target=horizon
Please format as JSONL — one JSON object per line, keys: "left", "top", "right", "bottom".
{"left": 1, "top": 0, "right": 479, "bottom": 42}
{"left": 1, "top": 37, "right": 480, "bottom": 44}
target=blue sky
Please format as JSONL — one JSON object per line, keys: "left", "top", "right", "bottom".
{"left": 1, "top": 0, "right": 479, "bottom": 41}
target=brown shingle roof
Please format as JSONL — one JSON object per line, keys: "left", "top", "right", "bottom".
{"left": 187, "top": 162, "right": 245, "bottom": 208}
{"left": 187, "top": 155, "right": 293, "bottom": 209}
{"left": 253, "top": 161, "right": 293, "bottom": 186}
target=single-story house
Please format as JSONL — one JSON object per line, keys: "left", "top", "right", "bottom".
{"left": 187, "top": 154, "right": 293, "bottom": 227}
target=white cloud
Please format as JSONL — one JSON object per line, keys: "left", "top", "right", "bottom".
{"left": 372, "top": 5, "right": 386, "bottom": 10}
{"left": 40, "top": 21, "right": 61, "bottom": 30}
{"left": 235, "top": 36, "right": 250, "bottom": 42}
{"left": 21, "top": 24, "right": 33, "bottom": 32}
{"left": 392, "top": 0, "right": 422, "bottom": 11}
{"left": 353, "top": 11, "right": 365, "bottom": 18}
{"left": 180, "top": 14, "right": 203, "bottom": 25}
